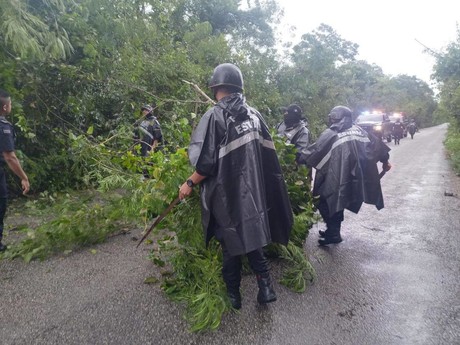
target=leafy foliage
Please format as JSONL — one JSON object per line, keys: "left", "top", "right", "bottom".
{"left": 433, "top": 26, "right": 460, "bottom": 172}
{"left": 145, "top": 138, "right": 317, "bottom": 331}
{"left": 1, "top": 122, "right": 319, "bottom": 332}
{"left": 433, "top": 26, "right": 460, "bottom": 127}
{"left": 0, "top": 0, "right": 439, "bottom": 194}
{"left": 444, "top": 122, "right": 460, "bottom": 175}
{"left": 1, "top": 0, "right": 73, "bottom": 60}
{"left": 0, "top": 190, "right": 127, "bottom": 262}
{"left": 2, "top": 0, "right": 457, "bottom": 333}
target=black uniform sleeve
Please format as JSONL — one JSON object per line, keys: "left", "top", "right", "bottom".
{"left": 293, "top": 128, "right": 310, "bottom": 153}
{"left": 0, "top": 123, "right": 15, "bottom": 153}
{"left": 188, "top": 109, "right": 225, "bottom": 177}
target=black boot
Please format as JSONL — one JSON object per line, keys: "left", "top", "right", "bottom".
{"left": 0, "top": 242, "right": 6, "bottom": 252}
{"left": 227, "top": 289, "right": 242, "bottom": 310}
{"left": 256, "top": 273, "right": 277, "bottom": 304}
{"left": 221, "top": 245, "right": 243, "bottom": 310}
{"left": 318, "top": 224, "right": 342, "bottom": 246}
{"left": 319, "top": 226, "right": 336, "bottom": 238}
{"left": 318, "top": 235, "right": 343, "bottom": 246}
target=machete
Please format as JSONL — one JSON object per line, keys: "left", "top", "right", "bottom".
{"left": 136, "top": 196, "right": 181, "bottom": 248}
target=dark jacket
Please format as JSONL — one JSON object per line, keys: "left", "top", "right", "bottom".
{"left": 298, "top": 117, "right": 390, "bottom": 217}
{"left": 188, "top": 93, "right": 293, "bottom": 256}
{"left": 0, "top": 116, "right": 15, "bottom": 166}
{"left": 407, "top": 122, "right": 417, "bottom": 134}
{"left": 392, "top": 121, "right": 405, "bottom": 137}
{"left": 0, "top": 116, "right": 15, "bottom": 198}
{"left": 135, "top": 114, "right": 162, "bottom": 156}
{"left": 276, "top": 120, "right": 310, "bottom": 155}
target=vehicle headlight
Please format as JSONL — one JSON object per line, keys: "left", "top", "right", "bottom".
{"left": 374, "top": 125, "right": 382, "bottom": 131}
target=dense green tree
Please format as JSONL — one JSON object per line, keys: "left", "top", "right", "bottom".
{"left": 335, "top": 60, "right": 386, "bottom": 113}
{"left": 381, "top": 75, "right": 436, "bottom": 126}
{"left": 276, "top": 24, "right": 360, "bottom": 137}
{"left": 433, "top": 27, "right": 460, "bottom": 126}
{"left": 0, "top": 2, "right": 439, "bottom": 191}
{"left": 432, "top": 26, "right": 460, "bottom": 173}
{"left": 0, "top": 0, "right": 73, "bottom": 60}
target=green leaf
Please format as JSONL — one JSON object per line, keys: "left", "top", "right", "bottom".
{"left": 144, "top": 276, "right": 159, "bottom": 284}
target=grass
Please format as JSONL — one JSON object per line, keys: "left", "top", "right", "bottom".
{"left": 445, "top": 123, "right": 460, "bottom": 175}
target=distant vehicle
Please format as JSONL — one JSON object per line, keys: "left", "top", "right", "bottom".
{"left": 355, "top": 112, "right": 393, "bottom": 142}
{"left": 389, "top": 113, "right": 407, "bottom": 137}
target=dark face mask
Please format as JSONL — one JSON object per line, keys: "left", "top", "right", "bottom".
{"left": 284, "top": 113, "right": 300, "bottom": 127}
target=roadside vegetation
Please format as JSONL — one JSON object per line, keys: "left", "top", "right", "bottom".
{"left": 444, "top": 123, "right": 460, "bottom": 174}
{"left": 432, "top": 27, "right": 460, "bottom": 174}
{"left": 0, "top": 0, "right": 458, "bottom": 331}
{"left": 2, "top": 133, "right": 316, "bottom": 331}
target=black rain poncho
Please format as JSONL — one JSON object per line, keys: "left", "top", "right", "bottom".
{"left": 299, "top": 117, "right": 390, "bottom": 217}
{"left": 276, "top": 120, "right": 310, "bottom": 154}
{"left": 188, "top": 93, "right": 293, "bottom": 256}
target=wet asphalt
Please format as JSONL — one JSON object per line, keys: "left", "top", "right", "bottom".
{"left": 0, "top": 124, "right": 459, "bottom": 345}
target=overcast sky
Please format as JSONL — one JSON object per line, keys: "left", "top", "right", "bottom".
{"left": 276, "top": 0, "right": 459, "bottom": 86}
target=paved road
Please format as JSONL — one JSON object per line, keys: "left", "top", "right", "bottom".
{"left": 1, "top": 124, "right": 459, "bottom": 345}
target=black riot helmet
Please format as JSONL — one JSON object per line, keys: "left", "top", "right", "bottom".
{"left": 208, "top": 63, "right": 244, "bottom": 92}
{"left": 328, "top": 106, "right": 352, "bottom": 123}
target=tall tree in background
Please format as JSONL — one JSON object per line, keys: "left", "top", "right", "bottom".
{"left": 276, "top": 24, "right": 359, "bottom": 135}
{"left": 335, "top": 60, "right": 386, "bottom": 113}
{"left": 433, "top": 27, "right": 460, "bottom": 126}
{"left": 380, "top": 75, "right": 436, "bottom": 126}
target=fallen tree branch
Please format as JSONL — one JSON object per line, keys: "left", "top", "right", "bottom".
{"left": 182, "top": 80, "right": 216, "bottom": 105}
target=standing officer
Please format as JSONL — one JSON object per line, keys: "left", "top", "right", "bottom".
{"left": 407, "top": 119, "right": 417, "bottom": 139}
{"left": 178, "top": 63, "right": 293, "bottom": 309}
{"left": 0, "top": 89, "right": 30, "bottom": 252}
{"left": 392, "top": 118, "right": 404, "bottom": 145}
{"left": 276, "top": 104, "right": 311, "bottom": 163}
{"left": 134, "top": 103, "right": 163, "bottom": 178}
{"left": 298, "top": 106, "right": 391, "bottom": 246}
{"left": 135, "top": 104, "right": 163, "bottom": 156}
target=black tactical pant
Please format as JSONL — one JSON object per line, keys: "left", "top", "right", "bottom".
{"left": 316, "top": 198, "right": 344, "bottom": 237}
{"left": 0, "top": 169, "right": 7, "bottom": 242}
{"left": 221, "top": 243, "right": 269, "bottom": 292}
{"left": 0, "top": 198, "right": 6, "bottom": 242}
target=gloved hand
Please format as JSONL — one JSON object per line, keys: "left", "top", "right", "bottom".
{"left": 382, "top": 161, "right": 392, "bottom": 172}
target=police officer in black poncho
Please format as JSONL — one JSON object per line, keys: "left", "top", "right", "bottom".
{"left": 178, "top": 63, "right": 293, "bottom": 309}
{"left": 298, "top": 106, "right": 392, "bottom": 246}
{"left": 276, "top": 104, "right": 310, "bottom": 161}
